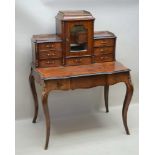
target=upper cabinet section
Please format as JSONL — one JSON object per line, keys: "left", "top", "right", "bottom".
{"left": 55, "top": 10, "right": 95, "bottom": 21}
{"left": 55, "top": 10, "right": 95, "bottom": 58}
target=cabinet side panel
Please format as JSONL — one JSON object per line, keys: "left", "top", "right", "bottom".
{"left": 114, "top": 38, "right": 116, "bottom": 61}
{"left": 32, "top": 42, "right": 38, "bottom": 68}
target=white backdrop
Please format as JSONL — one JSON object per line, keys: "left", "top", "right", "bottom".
{"left": 15, "top": 0, "right": 139, "bottom": 120}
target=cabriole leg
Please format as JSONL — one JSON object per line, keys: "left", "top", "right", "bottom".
{"left": 29, "top": 68, "right": 39, "bottom": 123}
{"left": 122, "top": 75, "right": 134, "bottom": 135}
{"left": 42, "top": 90, "right": 50, "bottom": 150}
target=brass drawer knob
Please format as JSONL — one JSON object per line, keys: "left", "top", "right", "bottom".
{"left": 100, "top": 49, "right": 104, "bottom": 52}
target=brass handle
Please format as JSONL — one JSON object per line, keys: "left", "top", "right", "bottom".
{"left": 100, "top": 49, "right": 104, "bottom": 52}
{"left": 101, "top": 41, "right": 106, "bottom": 44}
{"left": 47, "top": 52, "right": 56, "bottom": 56}
{"left": 45, "top": 44, "right": 50, "bottom": 48}
{"left": 46, "top": 44, "right": 54, "bottom": 48}
{"left": 46, "top": 60, "right": 55, "bottom": 64}
{"left": 75, "top": 58, "right": 82, "bottom": 63}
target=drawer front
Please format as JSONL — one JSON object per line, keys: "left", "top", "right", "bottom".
{"left": 39, "top": 50, "right": 62, "bottom": 59}
{"left": 94, "top": 39, "right": 115, "bottom": 47}
{"left": 71, "top": 75, "right": 106, "bottom": 90}
{"left": 39, "top": 59, "right": 62, "bottom": 67}
{"left": 94, "top": 47, "right": 114, "bottom": 55}
{"left": 38, "top": 42, "right": 62, "bottom": 51}
{"left": 66, "top": 57, "right": 92, "bottom": 66}
{"left": 93, "top": 54, "right": 114, "bottom": 63}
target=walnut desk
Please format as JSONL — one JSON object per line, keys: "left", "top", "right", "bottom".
{"left": 29, "top": 10, "right": 134, "bottom": 149}
{"left": 29, "top": 61, "right": 133, "bottom": 149}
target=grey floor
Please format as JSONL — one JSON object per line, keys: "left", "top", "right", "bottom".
{"left": 16, "top": 104, "right": 138, "bottom": 155}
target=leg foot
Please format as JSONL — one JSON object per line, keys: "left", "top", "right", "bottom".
{"left": 122, "top": 75, "right": 133, "bottom": 135}
{"left": 104, "top": 85, "right": 109, "bottom": 113}
{"left": 42, "top": 91, "right": 50, "bottom": 150}
{"left": 29, "top": 68, "right": 39, "bottom": 123}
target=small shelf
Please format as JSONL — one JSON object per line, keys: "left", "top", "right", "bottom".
{"left": 70, "top": 43, "right": 87, "bottom": 52}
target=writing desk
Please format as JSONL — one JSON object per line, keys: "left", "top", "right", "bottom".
{"left": 29, "top": 61, "right": 133, "bottom": 149}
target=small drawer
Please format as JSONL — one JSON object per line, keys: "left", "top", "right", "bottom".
{"left": 39, "top": 59, "right": 62, "bottom": 67}
{"left": 38, "top": 42, "right": 62, "bottom": 51}
{"left": 66, "top": 57, "right": 92, "bottom": 66}
{"left": 94, "top": 47, "right": 114, "bottom": 55}
{"left": 39, "top": 50, "right": 62, "bottom": 59}
{"left": 93, "top": 54, "right": 114, "bottom": 63}
{"left": 94, "top": 39, "right": 115, "bottom": 47}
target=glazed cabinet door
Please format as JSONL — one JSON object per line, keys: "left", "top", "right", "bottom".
{"left": 64, "top": 21, "right": 94, "bottom": 58}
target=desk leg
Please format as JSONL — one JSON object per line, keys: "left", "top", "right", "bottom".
{"left": 29, "top": 69, "right": 39, "bottom": 123}
{"left": 104, "top": 85, "right": 109, "bottom": 112}
{"left": 42, "top": 90, "right": 50, "bottom": 150}
{"left": 122, "top": 75, "right": 133, "bottom": 135}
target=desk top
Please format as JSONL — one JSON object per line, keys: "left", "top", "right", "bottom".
{"left": 34, "top": 61, "right": 130, "bottom": 80}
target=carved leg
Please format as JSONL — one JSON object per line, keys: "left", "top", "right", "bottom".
{"left": 104, "top": 85, "right": 109, "bottom": 112}
{"left": 122, "top": 75, "right": 134, "bottom": 135}
{"left": 29, "top": 68, "right": 39, "bottom": 123}
{"left": 42, "top": 90, "right": 50, "bottom": 150}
